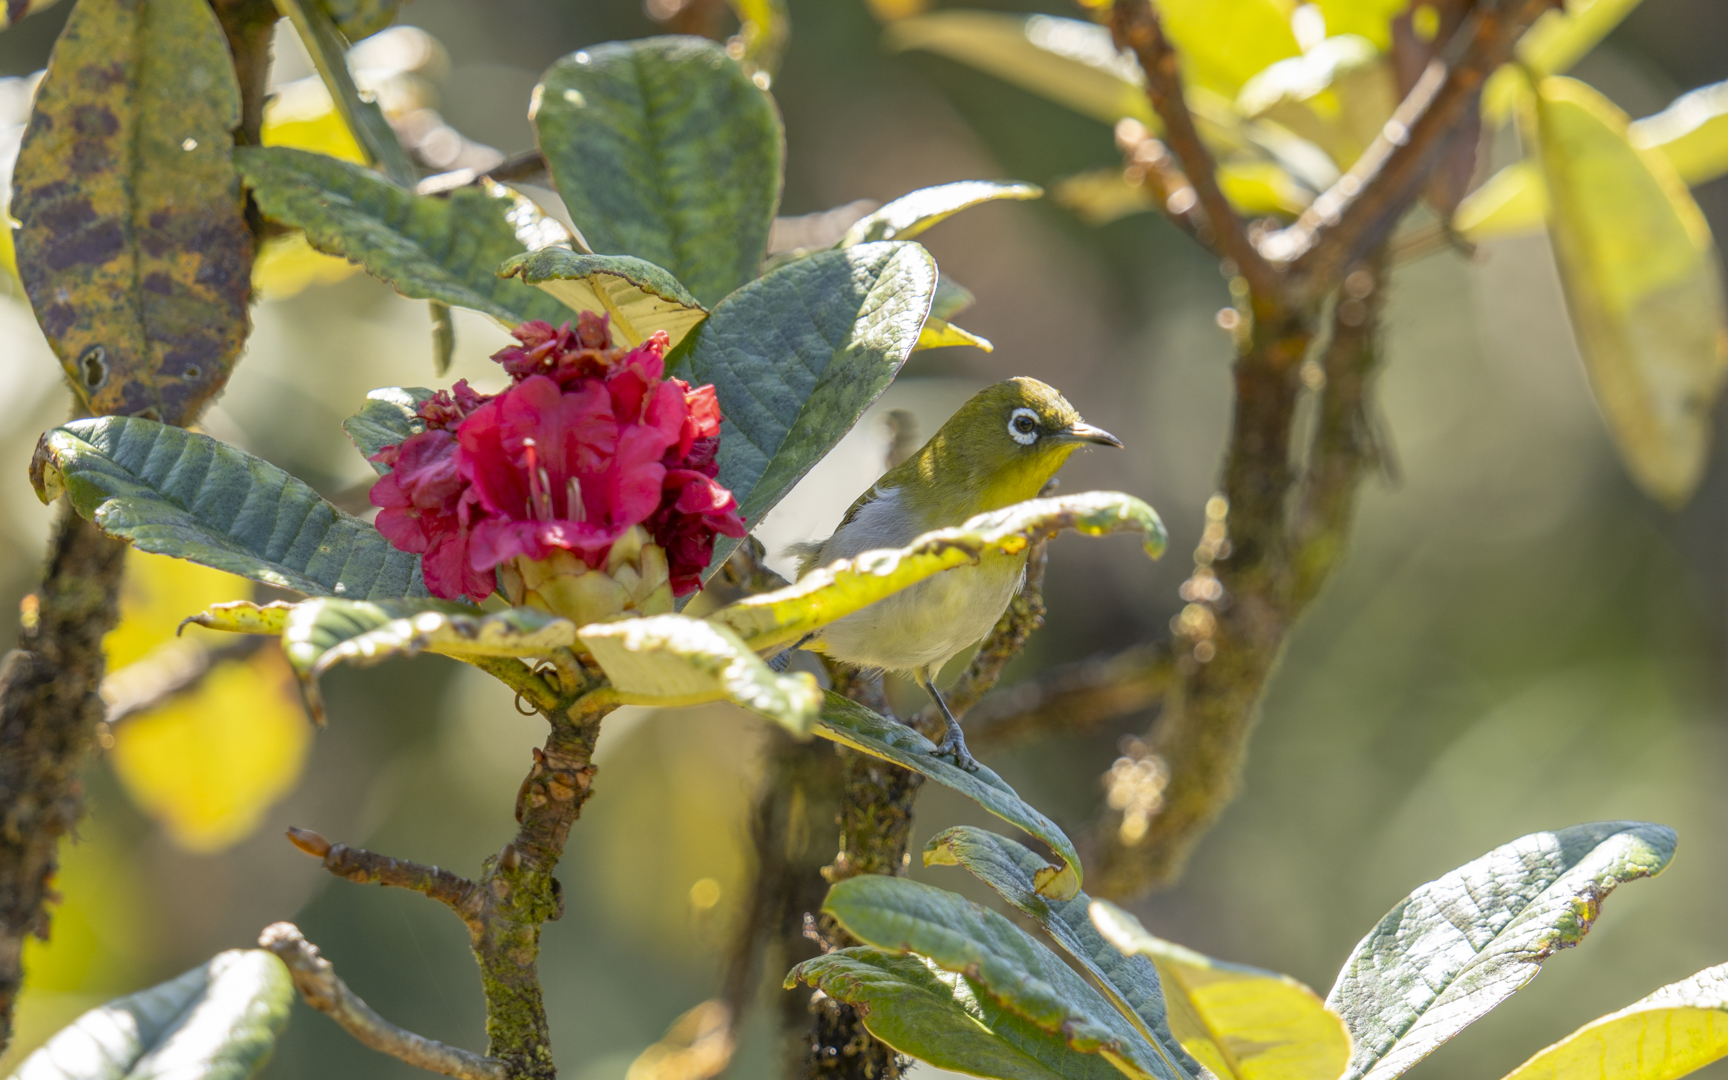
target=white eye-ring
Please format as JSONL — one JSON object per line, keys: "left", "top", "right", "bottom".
{"left": 1007, "top": 407, "right": 1040, "bottom": 445}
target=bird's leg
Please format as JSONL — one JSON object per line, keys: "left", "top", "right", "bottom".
{"left": 916, "top": 667, "right": 978, "bottom": 773}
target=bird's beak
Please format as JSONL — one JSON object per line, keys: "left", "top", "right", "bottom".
{"left": 1060, "top": 422, "right": 1124, "bottom": 448}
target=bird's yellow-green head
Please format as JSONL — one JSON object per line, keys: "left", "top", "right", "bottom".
{"left": 895, "top": 376, "right": 1122, "bottom": 519}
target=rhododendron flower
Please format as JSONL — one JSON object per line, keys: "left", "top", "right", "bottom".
{"left": 368, "top": 311, "right": 746, "bottom": 622}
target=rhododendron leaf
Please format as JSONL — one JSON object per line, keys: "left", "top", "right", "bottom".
{"left": 1088, "top": 899, "right": 1350, "bottom": 1080}
{"left": 577, "top": 615, "right": 820, "bottom": 736}
{"left": 275, "top": 598, "right": 574, "bottom": 723}
{"left": 815, "top": 693, "right": 1081, "bottom": 900}
{"left": 9, "top": 0, "right": 251, "bottom": 426}
{"left": 820, "top": 875, "right": 1184, "bottom": 1080}
{"left": 182, "top": 600, "right": 296, "bottom": 636}
{"left": 10, "top": 949, "right": 292, "bottom": 1080}
{"left": 31, "top": 417, "right": 426, "bottom": 600}
{"left": 787, "top": 949, "right": 1126, "bottom": 1080}
{"left": 923, "top": 827, "right": 1197, "bottom": 1078}
{"left": 236, "top": 146, "right": 574, "bottom": 326}
{"left": 497, "top": 248, "right": 709, "bottom": 349}
{"left": 930, "top": 274, "right": 976, "bottom": 321}
{"left": 673, "top": 241, "right": 937, "bottom": 576}
{"left": 1498, "top": 961, "right": 1728, "bottom": 1080}
{"left": 343, "top": 386, "right": 434, "bottom": 472}
{"left": 1536, "top": 77, "right": 1728, "bottom": 506}
{"left": 1630, "top": 79, "right": 1728, "bottom": 188}
{"left": 1328, "top": 821, "right": 1676, "bottom": 1080}
{"left": 1518, "top": 0, "right": 1644, "bottom": 79}
{"left": 916, "top": 317, "right": 992, "bottom": 352}
{"left": 710, "top": 491, "right": 1165, "bottom": 654}
{"left": 839, "top": 180, "right": 1042, "bottom": 246}
{"left": 534, "top": 36, "right": 783, "bottom": 308}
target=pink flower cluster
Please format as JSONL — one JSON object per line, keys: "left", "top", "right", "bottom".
{"left": 370, "top": 312, "right": 746, "bottom": 604}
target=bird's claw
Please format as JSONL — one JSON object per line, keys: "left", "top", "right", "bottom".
{"left": 931, "top": 733, "right": 980, "bottom": 773}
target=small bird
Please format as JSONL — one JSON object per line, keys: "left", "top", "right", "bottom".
{"left": 790, "top": 377, "right": 1122, "bottom": 771}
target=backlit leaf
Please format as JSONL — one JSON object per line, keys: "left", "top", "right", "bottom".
{"left": 1630, "top": 79, "right": 1728, "bottom": 188}
{"left": 1328, "top": 821, "right": 1677, "bottom": 1080}
{"left": 182, "top": 601, "right": 294, "bottom": 637}
{"left": 1155, "top": 0, "right": 1302, "bottom": 98}
{"left": 109, "top": 649, "right": 311, "bottom": 853}
{"left": 885, "top": 12, "right": 1152, "bottom": 127}
{"left": 1518, "top": 0, "right": 1644, "bottom": 78}
{"left": 787, "top": 949, "right": 1125, "bottom": 1080}
{"left": 815, "top": 694, "right": 1081, "bottom": 900}
{"left": 10, "top": 0, "right": 251, "bottom": 425}
{"left": 1316, "top": 0, "right": 1408, "bottom": 50}
{"left": 1236, "top": 36, "right": 1397, "bottom": 170}
{"left": 31, "top": 417, "right": 426, "bottom": 600}
{"left": 237, "top": 147, "right": 575, "bottom": 327}
{"left": 670, "top": 241, "right": 936, "bottom": 577}
{"left": 273, "top": 0, "right": 414, "bottom": 183}
{"left": 1452, "top": 160, "right": 1548, "bottom": 242}
{"left": 9, "top": 950, "right": 292, "bottom": 1080}
{"left": 1536, "top": 77, "right": 1728, "bottom": 506}
{"left": 840, "top": 180, "right": 1042, "bottom": 246}
{"left": 1498, "top": 962, "right": 1728, "bottom": 1080}
{"left": 533, "top": 36, "right": 783, "bottom": 307}
{"left": 822, "top": 875, "right": 1185, "bottom": 1080}
{"left": 578, "top": 614, "right": 820, "bottom": 736}
{"left": 924, "top": 827, "right": 1197, "bottom": 1076}
{"left": 915, "top": 318, "right": 993, "bottom": 352}
{"left": 497, "top": 248, "right": 708, "bottom": 349}
{"left": 1090, "top": 899, "right": 1351, "bottom": 1080}
{"left": 342, "top": 386, "right": 434, "bottom": 471}
{"left": 709, "top": 492, "right": 1166, "bottom": 655}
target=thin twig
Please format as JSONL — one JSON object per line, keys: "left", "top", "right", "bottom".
{"left": 259, "top": 922, "right": 507, "bottom": 1080}
{"left": 965, "top": 641, "right": 1174, "bottom": 751}
{"left": 101, "top": 637, "right": 266, "bottom": 726}
{"left": 1268, "top": 0, "right": 1559, "bottom": 298}
{"left": 1109, "top": 0, "right": 1281, "bottom": 300}
{"left": 284, "top": 827, "right": 482, "bottom": 928}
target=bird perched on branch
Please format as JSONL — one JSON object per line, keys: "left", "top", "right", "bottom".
{"left": 789, "top": 377, "right": 1121, "bottom": 771}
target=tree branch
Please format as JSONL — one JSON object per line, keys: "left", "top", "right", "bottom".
{"left": 284, "top": 827, "right": 482, "bottom": 928}
{"left": 965, "top": 641, "right": 1174, "bottom": 752}
{"left": 1266, "top": 0, "right": 1559, "bottom": 298}
{"left": 1109, "top": 0, "right": 1281, "bottom": 300}
{"left": 100, "top": 637, "right": 266, "bottom": 726}
{"left": 259, "top": 922, "right": 508, "bottom": 1080}
{"left": 0, "top": 506, "right": 126, "bottom": 1054}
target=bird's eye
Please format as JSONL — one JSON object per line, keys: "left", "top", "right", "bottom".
{"left": 1008, "top": 407, "right": 1039, "bottom": 445}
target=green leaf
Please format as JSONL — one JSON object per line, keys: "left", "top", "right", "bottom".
{"left": 924, "top": 827, "right": 1197, "bottom": 1076}
{"left": 1156, "top": 0, "right": 1303, "bottom": 98}
{"left": 273, "top": 0, "right": 415, "bottom": 183}
{"left": 823, "top": 875, "right": 1184, "bottom": 1080}
{"left": 885, "top": 12, "right": 1152, "bottom": 128}
{"left": 1452, "top": 161, "right": 1548, "bottom": 243}
{"left": 343, "top": 386, "right": 434, "bottom": 473}
{"left": 1316, "top": 0, "right": 1408, "bottom": 50}
{"left": 1630, "top": 79, "right": 1728, "bottom": 187}
{"left": 578, "top": 614, "right": 820, "bottom": 736}
{"left": 930, "top": 274, "right": 977, "bottom": 321}
{"left": 840, "top": 180, "right": 1042, "bottom": 246}
{"left": 710, "top": 492, "right": 1166, "bottom": 655}
{"left": 31, "top": 417, "right": 426, "bottom": 600}
{"left": 8, "top": 949, "right": 292, "bottom": 1080}
{"left": 1498, "top": 961, "right": 1728, "bottom": 1080}
{"left": 1535, "top": 76, "right": 1728, "bottom": 506}
{"left": 1518, "top": 0, "right": 1645, "bottom": 79}
{"left": 236, "top": 147, "right": 576, "bottom": 327}
{"left": 1328, "top": 821, "right": 1677, "bottom": 1080}
{"left": 10, "top": 0, "right": 251, "bottom": 426}
{"left": 1089, "top": 899, "right": 1351, "bottom": 1080}
{"left": 533, "top": 36, "right": 783, "bottom": 307}
{"left": 670, "top": 241, "right": 937, "bottom": 576}
{"left": 814, "top": 693, "right": 1081, "bottom": 900}
{"left": 497, "top": 248, "right": 708, "bottom": 349}
{"left": 787, "top": 949, "right": 1126, "bottom": 1080}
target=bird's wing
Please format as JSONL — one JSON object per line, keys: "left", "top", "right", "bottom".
{"left": 787, "top": 480, "right": 902, "bottom": 579}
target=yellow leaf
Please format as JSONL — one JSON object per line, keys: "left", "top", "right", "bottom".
{"left": 1537, "top": 76, "right": 1728, "bottom": 505}
{"left": 1091, "top": 900, "right": 1352, "bottom": 1080}
{"left": 1630, "top": 79, "right": 1728, "bottom": 188}
{"left": 1453, "top": 160, "right": 1548, "bottom": 242}
{"left": 1518, "top": 0, "right": 1644, "bottom": 78}
{"left": 1316, "top": 0, "right": 1407, "bottom": 51}
{"left": 261, "top": 76, "right": 367, "bottom": 163}
{"left": 1236, "top": 37, "right": 1397, "bottom": 169}
{"left": 105, "top": 550, "right": 255, "bottom": 671}
{"left": 1156, "top": 0, "right": 1302, "bottom": 98}
{"left": 252, "top": 232, "right": 360, "bottom": 299}
{"left": 915, "top": 317, "right": 992, "bottom": 352}
{"left": 1498, "top": 962, "right": 1728, "bottom": 1080}
{"left": 108, "top": 648, "right": 312, "bottom": 853}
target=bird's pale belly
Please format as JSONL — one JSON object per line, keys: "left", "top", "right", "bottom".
{"left": 812, "top": 551, "right": 1026, "bottom": 674}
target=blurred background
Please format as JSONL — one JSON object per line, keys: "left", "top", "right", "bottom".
{"left": 4, "top": 1, "right": 1728, "bottom": 1078}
